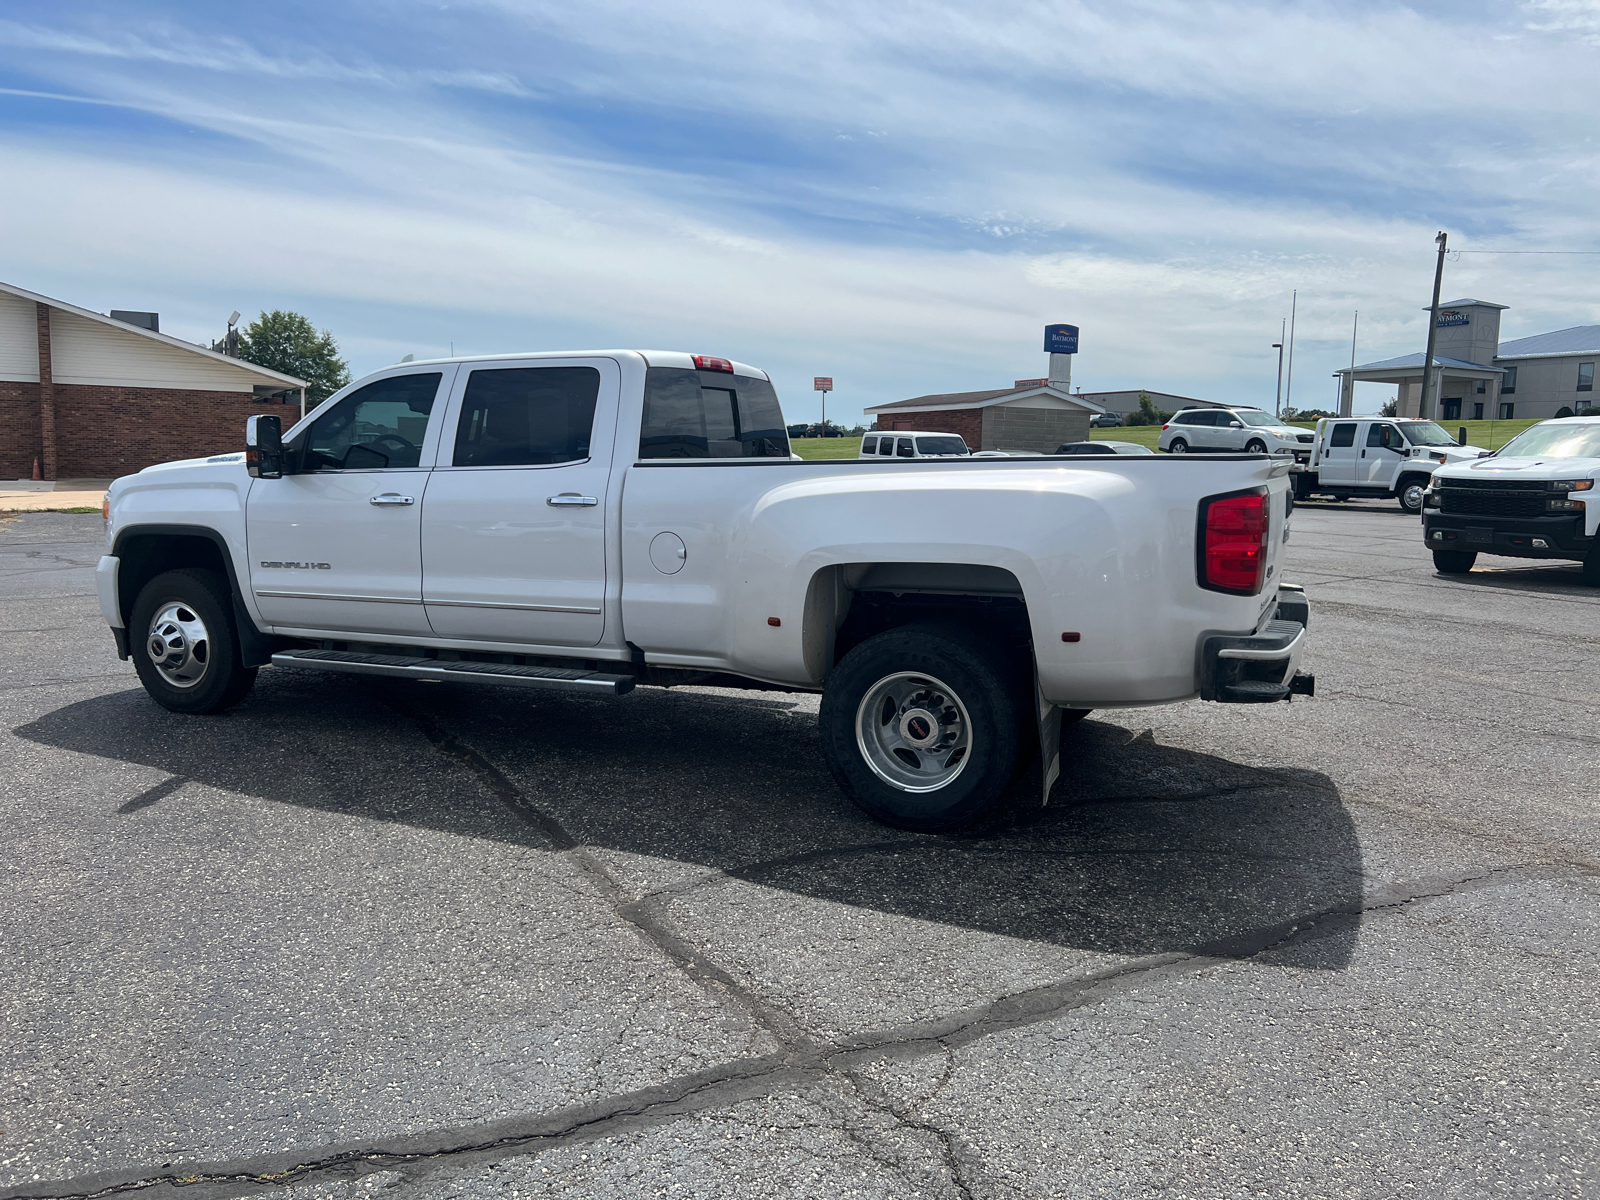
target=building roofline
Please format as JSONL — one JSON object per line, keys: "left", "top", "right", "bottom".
{"left": 865, "top": 384, "right": 1104, "bottom": 415}
{"left": 1426, "top": 298, "right": 1510, "bottom": 310}
{"left": 0, "top": 279, "right": 309, "bottom": 390}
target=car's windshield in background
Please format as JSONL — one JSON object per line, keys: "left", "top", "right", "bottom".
{"left": 1496, "top": 423, "right": 1600, "bottom": 459}
{"left": 1399, "top": 421, "right": 1458, "bottom": 447}
{"left": 1234, "top": 411, "right": 1277, "bottom": 427}
{"left": 914, "top": 436, "right": 969, "bottom": 456}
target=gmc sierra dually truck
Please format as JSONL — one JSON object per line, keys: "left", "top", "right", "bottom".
{"left": 1423, "top": 415, "right": 1600, "bottom": 584}
{"left": 98, "top": 350, "right": 1313, "bottom": 831}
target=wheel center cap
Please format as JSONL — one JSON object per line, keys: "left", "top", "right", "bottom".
{"left": 900, "top": 708, "right": 938, "bottom": 747}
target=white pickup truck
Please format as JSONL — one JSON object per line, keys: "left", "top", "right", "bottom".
{"left": 1422, "top": 416, "right": 1600, "bottom": 583}
{"left": 98, "top": 350, "right": 1313, "bottom": 831}
{"left": 1291, "top": 416, "right": 1487, "bottom": 513}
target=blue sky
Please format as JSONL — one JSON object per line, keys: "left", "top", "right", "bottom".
{"left": 2, "top": 1, "right": 1599, "bottom": 424}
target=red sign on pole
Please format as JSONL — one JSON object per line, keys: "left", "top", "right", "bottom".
{"left": 814, "top": 377, "right": 833, "bottom": 391}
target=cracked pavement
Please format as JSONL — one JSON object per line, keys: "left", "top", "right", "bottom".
{"left": 1, "top": 504, "right": 1597, "bottom": 1199}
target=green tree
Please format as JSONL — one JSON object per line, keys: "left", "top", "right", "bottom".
{"left": 1124, "top": 391, "right": 1173, "bottom": 426}
{"left": 238, "top": 310, "right": 351, "bottom": 402}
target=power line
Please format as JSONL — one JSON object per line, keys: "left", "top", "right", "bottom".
{"left": 1450, "top": 249, "right": 1600, "bottom": 255}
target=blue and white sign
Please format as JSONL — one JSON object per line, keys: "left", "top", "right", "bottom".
{"left": 1436, "top": 309, "right": 1469, "bottom": 327}
{"left": 1044, "top": 323, "right": 1079, "bottom": 354}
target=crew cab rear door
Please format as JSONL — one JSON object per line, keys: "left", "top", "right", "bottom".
{"left": 1319, "top": 420, "right": 1362, "bottom": 486}
{"left": 246, "top": 367, "right": 453, "bottom": 637}
{"left": 419, "top": 357, "right": 619, "bottom": 648}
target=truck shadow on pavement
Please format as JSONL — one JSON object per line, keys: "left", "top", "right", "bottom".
{"left": 18, "top": 671, "right": 1361, "bottom": 969}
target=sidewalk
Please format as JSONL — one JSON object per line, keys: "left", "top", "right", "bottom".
{"left": 0, "top": 479, "right": 112, "bottom": 512}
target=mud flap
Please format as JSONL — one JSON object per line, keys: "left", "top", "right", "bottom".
{"left": 1036, "top": 668, "right": 1062, "bottom": 806}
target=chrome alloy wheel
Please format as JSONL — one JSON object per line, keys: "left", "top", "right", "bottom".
{"left": 855, "top": 672, "right": 973, "bottom": 793}
{"left": 146, "top": 601, "right": 211, "bottom": 689}
{"left": 1401, "top": 481, "right": 1427, "bottom": 513}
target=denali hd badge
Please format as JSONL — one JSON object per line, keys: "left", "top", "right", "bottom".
{"left": 259, "top": 561, "right": 332, "bottom": 569}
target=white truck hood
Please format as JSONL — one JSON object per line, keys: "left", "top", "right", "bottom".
{"left": 137, "top": 452, "right": 246, "bottom": 474}
{"left": 1436, "top": 454, "right": 1600, "bottom": 481}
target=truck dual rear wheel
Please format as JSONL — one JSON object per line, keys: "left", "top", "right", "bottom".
{"left": 820, "top": 624, "right": 1025, "bottom": 832}
{"left": 1432, "top": 549, "right": 1477, "bottom": 575}
{"left": 130, "top": 568, "right": 258, "bottom": 714}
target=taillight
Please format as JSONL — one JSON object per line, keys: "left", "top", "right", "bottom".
{"left": 693, "top": 355, "right": 734, "bottom": 373}
{"left": 1161, "top": 424, "right": 1169, "bottom": 431}
{"left": 1197, "top": 488, "right": 1268, "bottom": 594}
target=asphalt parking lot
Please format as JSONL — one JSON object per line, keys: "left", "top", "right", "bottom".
{"left": 2, "top": 502, "right": 1596, "bottom": 1199}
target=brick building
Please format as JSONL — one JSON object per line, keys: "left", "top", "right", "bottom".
{"left": 0, "top": 280, "right": 307, "bottom": 480}
{"left": 865, "top": 382, "right": 1105, "bottom": 453}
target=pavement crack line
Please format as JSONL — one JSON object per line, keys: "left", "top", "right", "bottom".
{"left": 378, "top": 689, "right": 815, "bottom": 1053}
{"left": 5, "top": 850, "right": 1588, "bottom": 1200}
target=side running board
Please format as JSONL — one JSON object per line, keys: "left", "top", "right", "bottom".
{"left": 270, "top": 649, "right": 635, "bottom": 696}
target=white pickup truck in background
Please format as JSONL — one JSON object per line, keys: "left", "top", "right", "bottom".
{"left": 1423, "top": 416, "right": 1600, "bottom": 583}
{"left": 1292, "top": 416, "right": 1487, "bottom": 512}
{"left": 98, "top": 350, "right": 1313, "bottom": 831}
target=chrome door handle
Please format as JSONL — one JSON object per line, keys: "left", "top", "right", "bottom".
{"left": 369, "top": 493, "right": 415, "bottom": 506}
{"left": 547, "top": 493, "right": 599, "bottom": 507}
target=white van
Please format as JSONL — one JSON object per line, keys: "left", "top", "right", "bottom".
{"left": 861, "top": 432, "right": 972, "bottom": 459}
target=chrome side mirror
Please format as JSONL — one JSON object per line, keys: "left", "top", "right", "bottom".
{"left": 246, "top": 414, "right": 284, "bottom": 478}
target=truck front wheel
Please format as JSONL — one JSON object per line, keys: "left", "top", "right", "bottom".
{"left": 820, "top": 624, "right": 1025, "bottom": 832}
{"left": 130, "top": 568, "right": 258, "bottom": 714}
{"left": 1432, "top": 549, "right": 1477, "bottom": 575}
{"left": 1396, "top": 475, "right": 1429, "bottom": 514}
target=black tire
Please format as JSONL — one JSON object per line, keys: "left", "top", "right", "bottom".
{"left": 1396, "top": 475, "right": 1428, "bottom": 515}
{"left": 1332, "top": 494, "right": 1351, "bottom": 503}
{"left": 1433, "top": 549, "right": 1477, "bottom": 575}
{"left": 1168, "top": 438, "right": 1189, "bottom": 454}
{"left": 1245, "top": 439, "right": 1267, "bottom": 454}
{"left": 130, "top": 568, "right": 258, "bottom": 714}
{"left": 1584, "top": 549, "right": 1600, "bottom": 587}
{"left": 1061, "top": 708, "right": 1092, "bottom": 725}
{"left": 820, "top": 624, "right": 1026, "bottom": 832}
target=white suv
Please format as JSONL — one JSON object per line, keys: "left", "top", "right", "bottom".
{"left": 1158, "top": 407, "right": 1310, "bottom": 459}
{"left": 860, "top": 432, "right": 971, "bottom": 459}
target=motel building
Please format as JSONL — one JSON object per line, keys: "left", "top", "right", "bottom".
{"left": 1336, "top": 299, "right": 1600, "bottom": 422}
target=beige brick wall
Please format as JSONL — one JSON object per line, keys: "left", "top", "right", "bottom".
{"left": 981, "top": 406, "right": 1090, "bottom": 452}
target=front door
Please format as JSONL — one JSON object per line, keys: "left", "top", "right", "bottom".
{"left": 421, "top": 359, "right": 618, "bottom": 647}
{"left": 248, "top": 369, "right": 451, "bottom": 637}
{"left": 1319, "top": 421, "right": 1362, "bottom": 486}
{"left": 1361, "top": 422, "right": 1404, "bottom": 487}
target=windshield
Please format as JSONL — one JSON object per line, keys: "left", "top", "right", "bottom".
{"left": 1398, "top": 421, "right": 1458, "bottom": 447}
{"left": 1496, "top": 422, "right": 1600, "bottom": 459}
{"left": 915, "top": 436, "right": 969, "bottom": 456}
{"left": 1234, "top": 411, "right": 1278, "bottom": 427}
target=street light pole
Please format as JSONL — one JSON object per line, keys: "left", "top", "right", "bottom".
{"left": 1419, "top": 231, "right": 1448, "bottom": 420}
{"left": 1284, "top": 291, "right": 1297, "bottom": 414}
{"left": 1272, "top": 340, "right": 1284, "bottom": 416}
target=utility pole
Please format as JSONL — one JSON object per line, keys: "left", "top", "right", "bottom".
{"left": 1419, "top": 231, "right": 1448, "bottom": 420}
{"left": 1284, "top": 291, "right": 1298, "bottom": 413}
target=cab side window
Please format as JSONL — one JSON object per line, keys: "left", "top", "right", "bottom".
{"left": 1367, "top": 423, "right": 1400, "bottom": 450}
{"left": 453, "top": 367, "right": 600, "bottom": 467}
{"left": 303, "top": 373, "right": 442, "bottom": 471}
{"left": 878, "top": 437, "right": 894, "bottom": 456}
{"left": 862, "top": 436, "right": 877, "bottom": 454}
{"left": 1329, "top": 423, "right": 1357, "bottom": 448}
{"left": 897, "top": 438, "right": 915, "bottom": 458}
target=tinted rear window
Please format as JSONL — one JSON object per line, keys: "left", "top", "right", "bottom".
{"left": 915, "top": 436, "right": 968, "bottom": 456}
{"left": 1329, "top": 423, "right": 1357, "bottom": 447}
{"left": 640, "top": 368, "right": 790, "bottom": 458}
{"left": 453, "top": 367, "right": 599, "bottom": 467}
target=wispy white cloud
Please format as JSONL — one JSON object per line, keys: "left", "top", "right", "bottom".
{"left": 0, "top": 0, "right": 1597, "bottom": 420}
